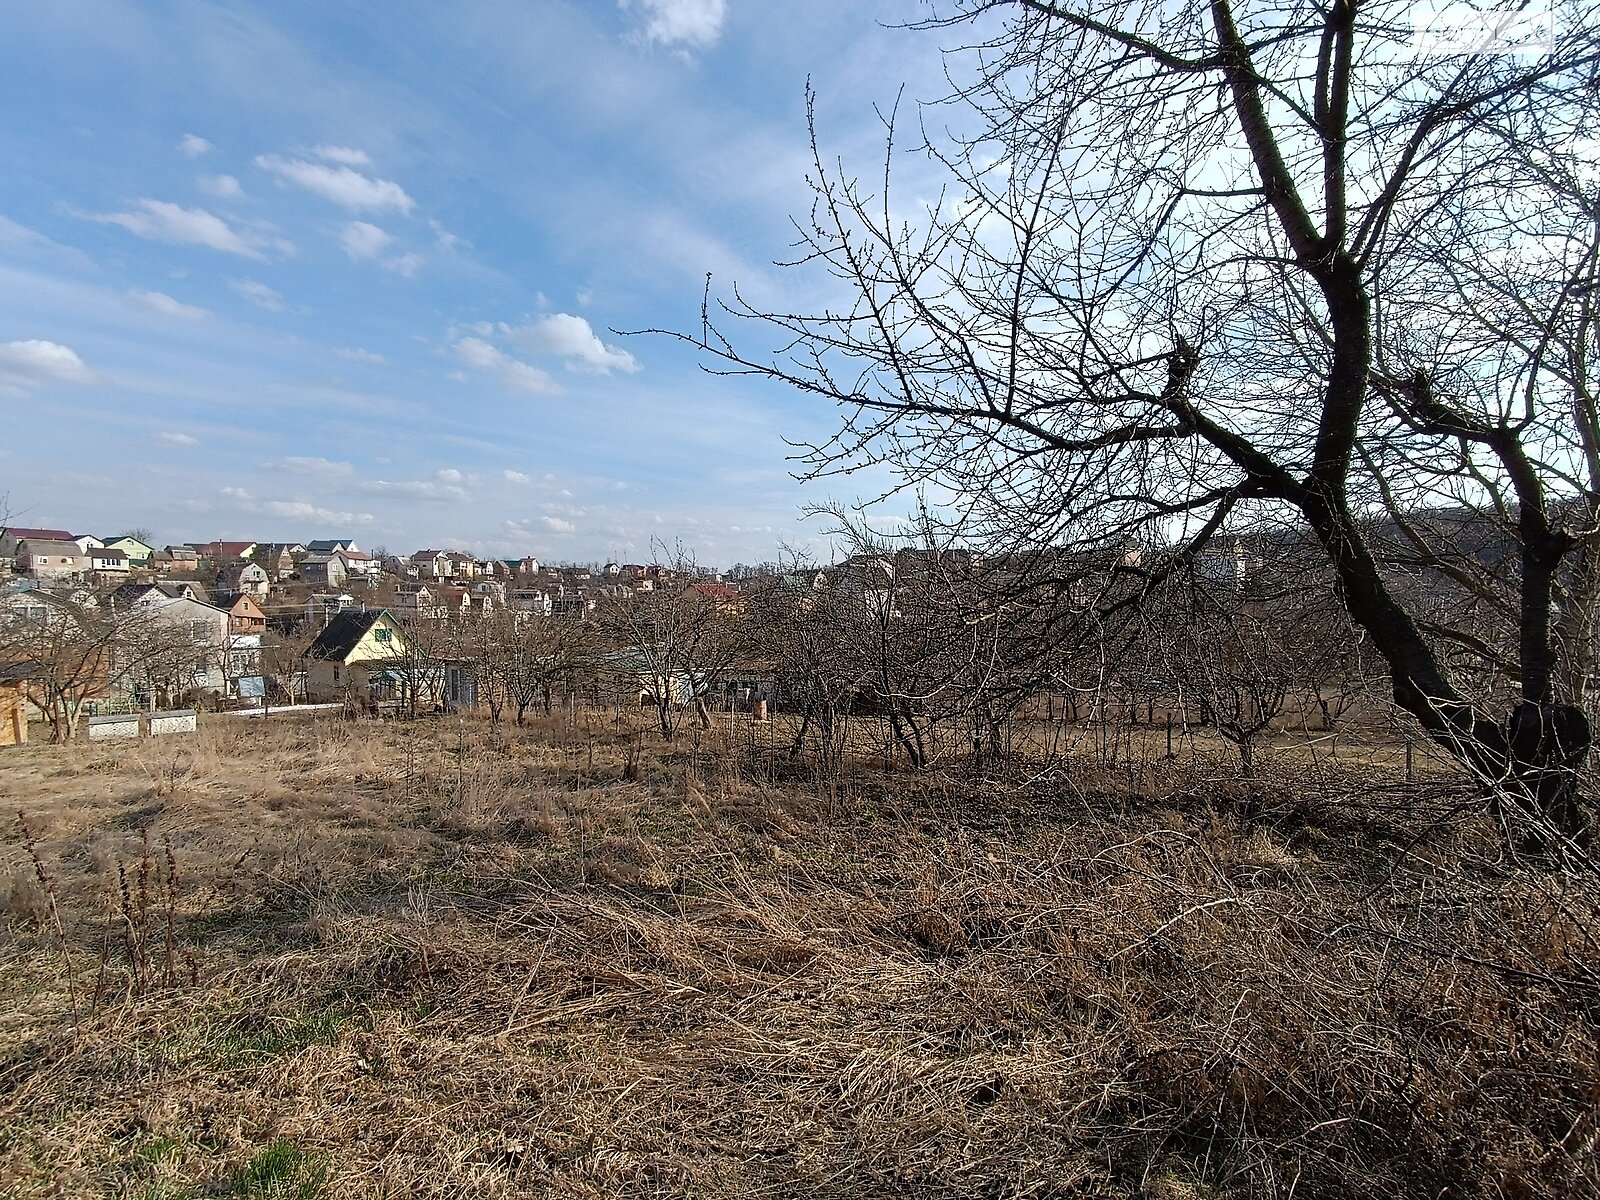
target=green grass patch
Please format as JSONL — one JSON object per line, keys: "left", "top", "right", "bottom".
{"left": 219, "top": 1010, "right": 342, "bottom": 1061}
{"left": 233, "top": 1138, "right": 326, "bottom": 1198}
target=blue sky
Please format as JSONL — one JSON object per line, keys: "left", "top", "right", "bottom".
{"left": 0, "top": 0, "right": 957, "bottom": 567}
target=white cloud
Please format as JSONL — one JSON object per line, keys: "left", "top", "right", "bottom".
{"left": 154, "top": 431, "right": 199, "bottom": 447}
{"left": 507, "top": 312, "right": 641, "bottom": 374}
{"left": 313, "top": 145, "right": 371, "bottom": 166}
{"left": 220, "top": 487, "right": 374, "bottom": 525}
{"left": 435, "top": 468, "right": 463, "bottom": 483}
{"left": 429, "top": 219, "right": 463, "bottom": 251}
{"left": 358, "top": 478, "right": 467, "bottom": 502}
{"left": 626, "top": 0, "right": 726, "bottom": 48}
{"left": 542, "top": 516, "right": 576, "bottom": 535}
{"left": 333, "top": 217, "right": 422, "bottom": 278}
{"left": 0, "top": 216, "right": 97, "bottom": 271}
{"left": 340, "top": 220, "right": 393, "bottom": 260}
{"left": 336, "top": 346, "right": 385, "bottom": 365}
{"left": 266, "top": 456, "right": 353, "bottom": 477}
{"left": 385, "top": 251, "right": 423, "bottom": 277}
{"left": 199, "top": 174, "right": 244, "bottom": 200}
{"left": 255, "top": 154, "right": 415, "bottom": 213}
{"left": 179, "top": 133, "right": 213, "bottom": 158}
{"left": 260, "top": 499, "right": 375, "bottom": 525}
{"left": 454, "top": 337, "right": 560, "bottom": 395}
{"left": 0, "top": 339, "right": 92, "bottom": 388}
{"left": 504, "top": 470, "right": 532, "bottom": 484}
{"left": 128, "top": 289, "right": 210, "bottom": 321}
{"left": 231, "top": 279, "right": 284, "bottom": 311}
{"left": 85, "top": 199, "right": 267, "bottom": 258}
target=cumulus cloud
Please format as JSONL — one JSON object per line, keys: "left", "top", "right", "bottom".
{"left": 336, "top": 346, "right": 385, "bottom": 365}
{"left": 262, "top": 499, "right": 374, "bottom": 524}
{"left": 313, "top": 145, "right": 371, "bottom": 166}
{"left": 220, "top": 487, "right": 374, "bottom": 525}
{"left": 542, "top": 516, "right": 576, "bottom": 535}
{"left": 503, "top": 470, "right": 532, "bottom": 484}
{"left": 179, "top": 133, "right": 213, "bottom": 157}
{"left": 454, "top": 337, "right": 559, "bottom": 395}
{"left": 154, "top": 431, "right": 198, "bottom": 447}
{"left": 230, "top": 279, "right": 284, "bottom": 311}
{"left": 358, "top": 477, "right": 468, "bottom": 502}
{"left": 507, "top": 312, "right": 640, "bottom": 374}
{"left": 84, "top": 199, "right": 267, "bottom": 258}
{"left": 340, "top": 220, "right": 393, "bottom": 260}
{"left": 266, "top": 456, "right": 353, "bottom": 477}
{"left": 199, "top": 174, "right": 244, "bottom": 200}
{"left": 625, "top": 0, "right": 726, "bottom": 48}
{"left": 435, "top": 468, "right": 463, "bottom": 483}
{"left": 256, "top": 153, "right": 415, "bottom": 213}
{"left": 385, "top": 251, "right": 422, "bottom": 277}
{"left": 261, "top": 499, "right": 375, "bottom": 524}
{"left": 429, "top": 219, "right": 463, "bottom": 251}
{"left": 128, "top": 289, "right": 210, "bottom": 321}
{"left": 0, "top": 339, "right": 92, "bottom": 388}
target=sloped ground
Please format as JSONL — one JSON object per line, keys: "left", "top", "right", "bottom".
{"left": 0, "top": 716, "right": 1595, "bottom": 1198}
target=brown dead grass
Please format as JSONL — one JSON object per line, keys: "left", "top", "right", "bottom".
{"left": 0, "top": 712, "right": 1596, "bottom": 1199}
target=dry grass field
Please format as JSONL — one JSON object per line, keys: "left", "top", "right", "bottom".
{"left": 1, "top": 713, "right": 1596, "bottom": 1198}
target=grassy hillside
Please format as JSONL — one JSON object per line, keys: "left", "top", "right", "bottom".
{"left": 1, "top": 715, "right": 1595, "bottom": 1198}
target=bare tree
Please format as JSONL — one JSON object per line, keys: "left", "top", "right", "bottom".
{"left": 665, "top": 0, "right": 1600, "bottom": 854}
{"left": 601, "top": 562, "right": 741, "bottom": 741}
{"left": 491, "top": 607, "right": 597, "bottom": 727}
{"left": 0, "top": 593, "right": 126, "bottom": 742}
{"left": 0, "top": 593, "right": 211, "bottom": 740}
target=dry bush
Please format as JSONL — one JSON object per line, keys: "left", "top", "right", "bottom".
{"left": 0, "top": 714, "right": 1593, "bottom": 1198}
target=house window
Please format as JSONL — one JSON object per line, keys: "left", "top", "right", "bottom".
{"left": 333, "top": 666, "right": 342, "bottom": 684}
{"left": 374, "top": 627, "right": 392, "bottom": 644}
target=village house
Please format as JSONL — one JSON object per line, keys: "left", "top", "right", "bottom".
{"left": 18, "top": 539, "right": 88, "bottom": 581}
{"left": 227, "top": 632, "right": 265, "bottom": 703}
{"left": 304, "top": 608, "right": 408, "bottom": 701}
{"left": 218, "top": 593, "right": 268, "bottom": 634}
{"left": 216, "top": 561, "right": 270, "bottom": 599}
{"left": 173, "top": 579, "right": 212, "bottom": 604}
{"left": 411, "top": 550, "right": 452, "bottom": 580}
{"left": 86, "top": 546, "right": 130, "bottom": 576}
{"left": 392, "top": 583, "right": 440, "bottom": 620}
{"left": 118, "top": 591, "right": 232, "bottom": 703}
{"left": 102, "top": 535, "right": 154, "bottom": 566}
{"left": 112, "top": 581, "right": 178, "bottom": 609}
{"left": 306, "top": 593, "right": 357, "bottom": 624}
{"left": 551, "top": 594, "right": 595, "bottom": 619}
{"left": 0, "top": 527, "right": 75, "bottom": 561}
{"left": 510, "top": 587, "right": 553, "bottom": 616}
{"left": 74, "top": 534, "right": 105, "bottom": 554}
{"left": 191, "top": 540, "right": 257, "bottom": 562}
{"left": 150, "top": 545, "right": 200, "bottom": 573}
{"left": 247, "top": 543, "right": 302, "bottom": 579}
{"left": 336, "top": 548, "right": 381, "bottom": 582}
{"left": 0, "top": 662, "right": 30, "bottom": 747}
{"left": 306, "top": 539, "right": 360, "bottom": 555}
{"left": 686, "top": 581, "right": 742, "bottom": 614}
{"left": 299, "top": 553, "right": 347, "bottom": 588}
{"left": 0, "top": 592, "right": 117, "bottom": 735}
{"left": 432, "top": 585, "right": 476, "bottom": 619}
